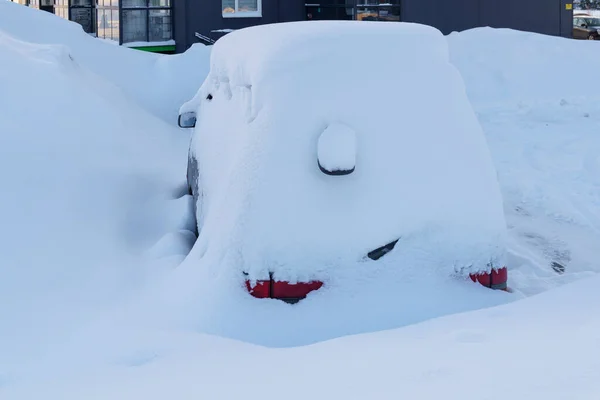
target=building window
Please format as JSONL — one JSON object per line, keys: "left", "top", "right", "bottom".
{"left": 122, "top": 9, "right": 148, "bottom": 42}
{"left": 306, "top": 0, "right": 400, "bottom": 22}
{"left": 356, "top": 0, "right": 400, "bottom": 21}
{"left": 149, "top": 9, "right": 172, "bottom": 41}
{"left": 55, "top": 0, "right": 68, "bottom": 19}
{"left": 94, "top": 0, "right": 172, "bottom": 45}
{"left": 97, "top": 0, "right": 119, "bottom": 41}
{"left": 71, "top": 0, "right": 95, "bottom": 34}
{"left": 222, "top": 0, "right": 262, "bottom": 18}
{"left": 122, "top": 0, "right": 172, "bottom": 44}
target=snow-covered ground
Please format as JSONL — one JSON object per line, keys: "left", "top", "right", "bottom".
{"left": 1, "top": 3, "right": 600, "bottom": 398}
{"left": 449, "top": 28, "right": 600, "bottom": 295}
{"left": 5, "top": 274, "right": 600, "bottom": 400}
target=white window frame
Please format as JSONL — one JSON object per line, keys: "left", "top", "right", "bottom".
{"left": 222, "top": 0, "right": 262, "bottom": 18}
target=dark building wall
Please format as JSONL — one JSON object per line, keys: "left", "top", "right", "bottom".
{"left": 175, "top": 0, "right": 572, "bottom": 53}
{"left": 174, "top": 0, "right": 305, "bottom": 53}
{"left": 402, "top": 0, "right": 572, "bottom": 37}
{"left": 278, "top": 0, "right": 304, "bottom": 22}
{"left": 173, "top": 0, "right": 188, "bottom": 53}
{"left": 402, "top": 0, "right": 480, "bottom": 34}
{"left": 479, "top": 0, "right": 571, "bottom": 37}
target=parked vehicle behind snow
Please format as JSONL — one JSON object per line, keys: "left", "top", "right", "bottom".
{"left": 573, "top": 13, "right": 600, "bottom": 39}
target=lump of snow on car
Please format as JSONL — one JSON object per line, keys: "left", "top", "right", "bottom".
{"left": 180, "top": 20, "right": 509, "bottom": 304}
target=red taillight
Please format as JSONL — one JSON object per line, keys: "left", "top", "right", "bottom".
{"left": 245, "top": 274, "right": 323, "bottom": 303}
{"left": 470, "top": 266, "right": 508, "bottom": 291}
{"left": 245, "top": 279, "right": 270, "bottom": 298}
{"left": 271, "top": 280, "right": 323, "bottom": 299}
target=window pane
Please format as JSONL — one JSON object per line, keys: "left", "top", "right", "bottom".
{"left": 123, "top": 0, "right": 147, "bottom": 7}
{"left": 106, "top": 8, "right": 113, "bottom": 40}
{"left": 222, "top": 0, "right": 235, "bottom": 13}
{"left": 357, "top": 0, "right": 400, "bottom": 3}
{"left": 149, "top": 9, "right": 172, "bottom": 41}
{"left": 356, "top": 5, "right": 400, "bottom": 21}
{"left": 111, "top": 9, "right": 120, "bottom": 41}
{"left": 122, "top": 9, "right": 148, "bottom": 42}
{"left": 378, "top": 6, "right": 400, "bottom": 21}
{"left": 306, "top": 5, "right": 353, "bottom": 20}
{"left": 238, "top": 0, "right": 257, "bottom": 12}
{"left": 356, "top": 7, "right": 377, "bottom": 20}
{"left": 149, "top": 0, "right": 170, "bottom": 7}
{"left": 71, "top": 0, "right": 93, "bottom": 6}
{"left": 72, "top": 8, "right": 94, "bottom": 33}
{"left": 97, "top": 9, "right": 106, "bottom": 39}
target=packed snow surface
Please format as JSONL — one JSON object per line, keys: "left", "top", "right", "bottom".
{"left": 1, "top": 6, "right": 600, "bottom": 400}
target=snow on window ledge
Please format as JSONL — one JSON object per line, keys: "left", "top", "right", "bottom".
{"left": 222, "top": 11, "right": 262, "bottom": 18}
{"left": 122, "top": 40, "right": 176, "bottom": 47}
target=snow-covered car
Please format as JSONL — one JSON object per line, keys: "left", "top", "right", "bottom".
{"left": 178, "top": 21, "right": 509, "bottom": 304}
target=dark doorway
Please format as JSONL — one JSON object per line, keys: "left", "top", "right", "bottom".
{"left": 306, "top": 1, "right": 401, "bottom": 22}
{"left": 70, "top": 0, "right": 95, "bottom": 35}
{"left": 39, "top": 0, "right": 55, "bottom": 13}
{"left": 306, "top": 3, "right": 354, "bottom": 20}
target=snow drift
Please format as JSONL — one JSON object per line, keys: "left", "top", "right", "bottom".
{"left": 448, "top": 27, "right": 600, "bottom": 108}
{"left": 0, "top": 25, "right": 191, "bottom": 376}
{"left": 4, "top": 271, "right": 600, "bottom": 400}
{"left": 0, "top": 0, "right": 210, "bottom": 122}
{"left": 448, "top": 28, "right": 600, "bottom": 295}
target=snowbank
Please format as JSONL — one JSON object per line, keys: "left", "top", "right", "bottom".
{"left": 0, "top": 27, "right": 191, "bottom": 376}
{"left": 448, "top": 27, "right": 600, "bottom": 108}
{"left": 0, "top": 1, "right": 211, "bottom": 123}
{"left": 448, "top": 28, "right": 600, "bottom": 295}
{"left": 4, "top": 274, "right": 600, "bottom": 400}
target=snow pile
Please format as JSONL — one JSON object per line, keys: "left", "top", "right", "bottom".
{"left": 448, "top": 27, "right": 600, "bottom": 108}
{"left": 4, "top": 274, "right": 600, "bottom": 400}
{"left": 0, "top": 1, "right": 211, "bottom": 122}
{"left": 448, "top": 28, "right": 600, "bottom": 295}
{"left": 0, "top": 26, "right": 191, "bottom": 377}
{"left": 162, "top": 21, "right": 512, "bottom": 346}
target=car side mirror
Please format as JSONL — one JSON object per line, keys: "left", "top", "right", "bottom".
{"left": 317, "top": 123, "right": 357, "bottom": 176}
{"left": 178, "top": 111, "right": 197, "bottom": 128}
{"left": 582, "top": 23, "right": 587, "bottom": 27}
